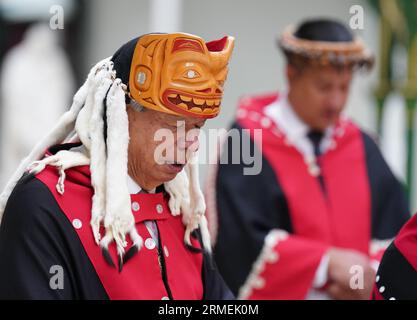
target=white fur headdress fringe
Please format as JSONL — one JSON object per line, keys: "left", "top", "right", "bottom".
{"left": 0, "top": 57, "right": 212, "bottom": 271}
{"left": 0, "top": 57, "right": 111, "bottom": 221}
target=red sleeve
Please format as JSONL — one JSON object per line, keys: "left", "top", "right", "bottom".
{"left": 238, "top": 230, "right": 329, "bottom": 300}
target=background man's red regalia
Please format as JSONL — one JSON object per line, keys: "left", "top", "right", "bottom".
{"left": 208, "top": 19, "right": 410, "bottom": 300}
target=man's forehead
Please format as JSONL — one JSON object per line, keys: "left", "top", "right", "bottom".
{"left": 311, "top": 64, "right": 353, "bottom": 74}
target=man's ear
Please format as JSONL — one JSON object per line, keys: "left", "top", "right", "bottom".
{"left": 286, "top": 64, "right": 299, "bottom": 83}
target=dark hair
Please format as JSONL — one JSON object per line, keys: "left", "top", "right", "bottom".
{"left": 110, "top": 36, "right": 140, "bottom": 104}
{"left": 294, "top": 19, "right": 353, "bottom": 42}
{"left": 102, "top": 37, "right": 140, "bottom": 142}
{"left": 111, "top": 37, "right": 139, "bottom": 86}
{"left": 110, "top": 33, "right": 167, "bottom": 104}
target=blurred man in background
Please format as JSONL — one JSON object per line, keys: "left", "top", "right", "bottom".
{"left": 209, "top": 19, "right": 410, "bottom": 300}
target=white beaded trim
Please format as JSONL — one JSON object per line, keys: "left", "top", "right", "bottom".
{"left": 238, "top": 229, "right": 289, "bottom": 300}
{"left": 370, "top": 238, "right": 393, "bottom": 256}
{"left": 375, "top": 274, "right": 397, "bottom": 300}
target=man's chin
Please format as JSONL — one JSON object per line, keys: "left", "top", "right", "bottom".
{"left": 315, "top": 118, "right": 338, "bottom": 131}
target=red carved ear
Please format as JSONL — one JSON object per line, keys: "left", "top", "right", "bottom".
{"left": 206, "top": 36, "right": 227, "bottom": 52}
{"left": 172, "top": 38, "right": 204, "bottom": 53}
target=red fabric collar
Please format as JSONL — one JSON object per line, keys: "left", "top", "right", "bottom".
{"left": 394, "top": 213, "right": 417, "bottom": 272}
{"left": 130, "top": 193, "right": 170, "bottom": 223}
{"left": 45, "top": 146, "right": 170, "bottom": 224}
{"left": 35, "top": 165, "right": 204, "bottom": 299}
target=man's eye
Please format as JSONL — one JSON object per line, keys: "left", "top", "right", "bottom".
{"left": 183, "top": 69, "right": 200, "bottom": 79}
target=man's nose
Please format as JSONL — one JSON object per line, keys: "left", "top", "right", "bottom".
{"left": 328, "top": 92, "right": 345, "bottom": 111}
{"left": 177, "top": 136, "right": 200, "bottom": 151}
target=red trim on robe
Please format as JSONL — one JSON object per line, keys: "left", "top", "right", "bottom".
{"left": 370, "top": 249, "right": 385, "bottom": 262}
{"left": 36, "top": 165, "right": 203, "bottom": 300}
{"left": 371, "top": 213, "right": 417, "bottom": 300}
{"left": 371, "top": 284, "right": 384, "bottom": 300}
{"left": 248, "top": 233, "right": 328, "bottom": 300}
{"left": 236, "top": 93, "right": 372, "bottom": 299}
{"left": 394, "top": 213, "right": 417, "bottom": 272}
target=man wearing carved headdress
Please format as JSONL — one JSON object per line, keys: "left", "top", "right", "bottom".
{"left": 208, "top": 19, "right": 409, "bottom": 300}
{"left": 0, "top": 33, "right": 235, "bottom": 299}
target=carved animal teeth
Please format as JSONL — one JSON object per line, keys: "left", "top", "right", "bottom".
{"left": 190, "top": 107, "right": 203, "bottom": 112}
{"left": 168, "top": 93, "right": 177, "bottom": 99}
{"left": 206, "top": 99, "right": 215, "bottom": 106}
{"left": 193, "top": 98, "right": 205, "bottom": 105}
{"left": 203, "top": 107, "right": 215, "bottom": 114}
{"left": 180, "top": 95, "right": 192, "bottom": 102}
{"left": 177, "top": 102, "right": 188, "bottom": 109}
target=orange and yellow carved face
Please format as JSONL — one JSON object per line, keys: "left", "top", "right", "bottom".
{"left": 129, "top": 33, "right": 234, "bottom": 119}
